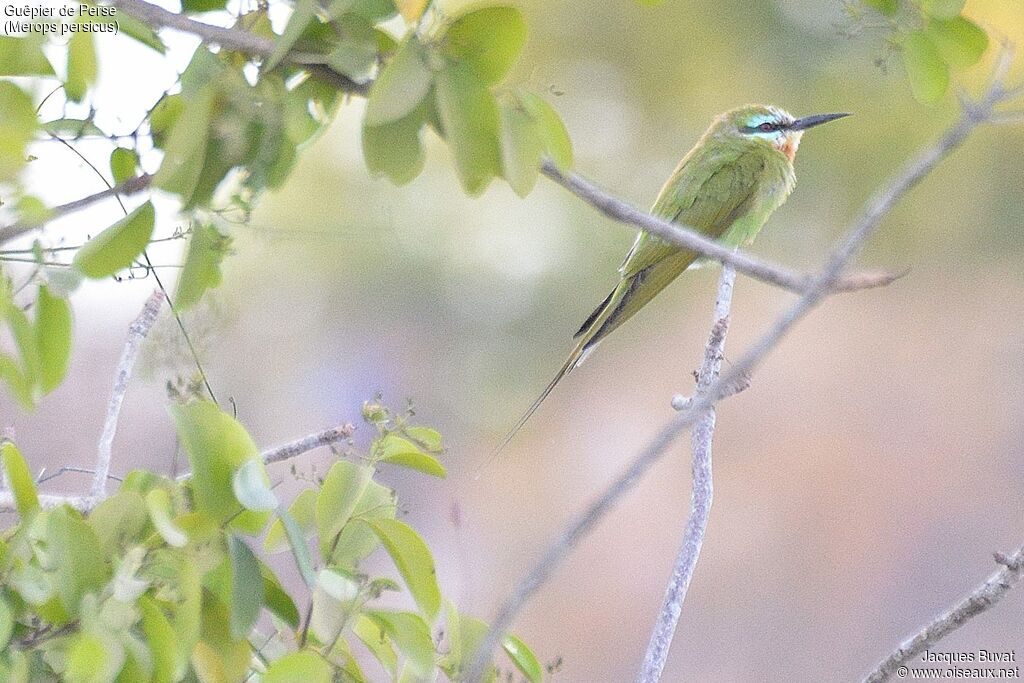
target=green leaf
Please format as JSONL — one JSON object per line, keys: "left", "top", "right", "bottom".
{"left": 365, "top": 37, "right": 432, "bottom": 126}
{"left": 362, "top": 105, "right": 427, "bottom": 185}
{"left": 325, "top": 13, "right": 379, "bottom": 81}
{"left": 503, "top": 634, "right": 542, "bottom": 683}
{"left": 316, "top": 460, "right": 373, "bottom": 556}
{"left": 139, "top": 597, "right": 178, "bottom": 683}
{"left": 175, "top": 223, "right": 230, "bottom": 310}
{"left": 434, "top": 63, "right": 502, "bottom": 194}
{"left": 0, "top": 36, "right": 54, "bottom": 76}
{"left": 901, "top": 30, "right": 949, "bottom": 104}
{"left": 0, "top": 597, "right": 12, "bottom": 651}
{"left": 73, "top": 202, "right": 155, "bottom": 279}
{"left": 228, "top": 535, "right": 263, "bottom": 639}
{"left": 863, "top": 0, "right": 898, "bottom": 15}
{"left": 232, "top": 458, "right": 278, "bottom": 512}
{"left": 499, "top": 94, "right": 543, "bottom": 196}
{"left": 114, "top": 11, "right": 167, "bottom": 53}
{"left": 926, "top": 16, "right": 988, "bottom": 68}
{"left": 441, "top": 6, "right": 526, "bottom": 85}
{"left": 89, "top": 490, "right": 149, "bottom": 558}
{"left": 354, "top": 614, "right": 398, "bottom": 677}
{"left": 265, "top": 0, "right": 318, "bottom": 71}
{"left": 404, "top": 426, "right": 442, "bottom": 451}
{"left": 260, "top": 561, "right": 300, "bottom": 628}
{"left": 65, "top": 31, "right": 97, "bottom": 103}
{"left": 376, "top": 434, "right": 446, "bottom": 477}
{"left": 170, "top": 400, "right": 262, "bottom": 525}
{"left": 8, "top": 305, "right": 39, "bottom": 398}
{"left": 153, "top": 88, "right": 215, "bottom": 203}
{"left": 264, "top": 652, "right": 332, "bottom": 683}
{"left": 46, "top": 507, "right": 111, "bottom": 619}
{"left": 348, "top": 0, "right": 397, "bottom": 22}
{"left": 277, "top": 505, "right": 317, "bottom": 588}
{"left": 518, "top": 90, "right": 573, "bottom": 170}
{"left": 265, "top": 488, "right": 317, "bottom": 552}
{"left": 146, "top": 488, "right": 188, "bottom": 547}
{"left": 42, "top": 118, "right": 104, "bottom": 138}
{"left": 182, "top": 0, "right": 228, "bottom": 12}
{"left": 328, "top": 478, "right": 396, "bottom": 568}
{"left": 0, "top": 82, "right": 37, "bottom": 181}
{"left": 0, "top": 354, "right": 34, "bottom": 410}
{"left": 65, "top": 631, "right": 123, "bottom": 683}
{"left": 35, "top": 285, "right": 72, "bottom": 395}
{"left": 1, "top": 441, "right": 38, "bottom": 517}
{"left": 921, "top": 0, "right": 964, "bottom": 20}
{"left": 109, "top": 148, "right": 139, "bottom": 185}
{"left": 364, "top": 518, "right": 440, "bottom": 619}
{"left": 366, "top": 611, "right": 434, "bottom": 677}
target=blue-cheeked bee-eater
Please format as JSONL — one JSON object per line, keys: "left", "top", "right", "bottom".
{"left": 494, "top": 104, "right": 849, "bottom": 456}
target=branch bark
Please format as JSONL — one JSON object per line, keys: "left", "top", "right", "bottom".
{"left": 862, "top": 547, "right": 1024, "bottom": 683}
{"left": 636, "top": 264, "right": 735, "bottom": 683}
{"left": 92, "top": 290, "right": 165, "bottom": 499}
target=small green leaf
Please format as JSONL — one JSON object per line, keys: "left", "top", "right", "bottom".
{"left": 395, "top": 0, "right": 428, "bottom": 23}
{"left": 65, "top": 31, "right": 97, "bottom": 103}
{"left": 170, "top": 400, "right": 261, "bottom": 526}
{"left": 926, "top": 16, "right": 988, "bottom": 68}
{"left": 325, "top": 13, "right": 378, "bottom": 81}
{"left": 110, "top": 148, "right": 140, "bottom": 185}
{"left": 232, "top": 458, "right": 278, "bottom": 512}
{"left": 316, "top": 460, "right": 373, "bottom": 556}
{"left": 362, "top": 105, "right": 427, "bottom": 185}
{"left": 921, "top": 0, "right": 965, "bottom": 20}
{"left": 503, "top": 634, "right": 542, "bottom": 683}
{"left": 265, "top": 0, "right": 317, "bottom": 71}
{"left": 376, "top": 434, "right": 446, "bottom": 477}
{"left": 0, "top": 598, "right": 12, "bottom": 651}
{"left": 265, "top": 488, "right": 317, "bottom": 552}
{"left": 0, "top": 36, "right": 54, "bottom": 76}
{"left": 65, "top": 631, "right": 123, "bottom": 683}
{"left": 277, "top": 505, "right": 317, "bottom": 588}
{"left": 366, "top": 611, "right": 434, "bottom": 677}
{"left": 404, "top": 426, "right": 442, "bottom": 452}
{"left": 264, "top": 651, "right": 333, "bottom": 683}
{"left": 0, "top": 354, "right": 34, "bottom": 410}
{"left": 364, "top": 518, "right": 440, "bottom": 619}
{"left": 499, "top": 95, "right": 543, "bottom": 196}
{"left": 115, "top": 12, "right": 167, "bottom": 53}
{"left": 0, "top": 82, "right": 37, "bottom": 181}
{"left": 139, "top": 597, "right": 178, "bottom": 683}
{"left": 72, "top": 201, "right": 156, "bottom": 279}
{"left": 901, "top": 30, "right": 949, "bottom": 103}
{"left": 153, "top": 88, "right": 215, "bottom": 203}
{"left": 260, "top": 562, "right": 300, "bottom": 628}
{"left": 46, "top": 507, "right": 111, "bottom": 618}
{"left": 175, "top": 223, "right": 230, "bottom": 310}
{"left": 182, "top": 0, "right": 228, "bottom": 12}
{"left": 1, "top": 441, "right": 38, "bottom": 517}
{"left": 228, "top": 535, "right": 263, "bottom": 639}
{"left": 434, "top": 63, "right": 502, "bottom": 194}
{"left": 441, "top": 6, "right": 526, "bottom": 85}
{"left": 518, "top": 91, "right": 573, "bottom": 170}
{"left": 354, "top": 614, "right": 398, "bottom": 676}
{"left": 42, "top": 118, "right": 105, "bottom": 138}
{"left": 35, "top": 285, "right": 72, "bottom": 395}
{"left": 365, "top": 37, "right": 432, "bottom": 126}
{"left": 324, "top": 478, "right": 396, "bottom": 568}
{"left": 145, "top": 488, "right": 188, "bottom": 547}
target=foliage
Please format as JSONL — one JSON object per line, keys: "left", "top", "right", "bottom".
{"left": 0, "top": 402, "right": 542, "bottom": 682}
{"left": 854, "top": 0, "right": 989, "bottom": 103}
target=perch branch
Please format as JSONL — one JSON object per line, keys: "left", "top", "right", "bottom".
{"left": 92, "top": 290, "right": 165, "bottom": 500}
{"left": 465, "top": 48, "right": 1017, "bottom": 682}
{"left": 862, "top": 546, "right": 1024, "bottom": 683}
{"left": 637, "top": 264, "right": 735, "bottom": 683}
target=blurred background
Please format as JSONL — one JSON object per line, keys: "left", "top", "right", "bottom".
{"left": 3, "top": 0, "right": 1024, "bottom": 679}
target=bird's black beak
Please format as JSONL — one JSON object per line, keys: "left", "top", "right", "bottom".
{"left": 790, "top": 112, "right": 850, "bottom": 131}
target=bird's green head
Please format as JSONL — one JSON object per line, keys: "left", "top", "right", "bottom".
{"left": 714, "top": 105, "right": 849, "bottom": 161}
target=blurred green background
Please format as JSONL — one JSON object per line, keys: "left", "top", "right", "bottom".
{"left": 5, "top": 0, "right": 1024, "bottom": 679}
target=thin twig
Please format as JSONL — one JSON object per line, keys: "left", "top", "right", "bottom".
{"left": 862, "top": 546, "right": 1024, "bottom": 683}
{"left": 92, "top": 290, "right": 165, "bottom": 500}
{"left": 465, "top": 52, "right": 1015, "bottom": 682}
{"left": 637, "top": 264, "right": 735, "bottom": 683}
{"left": 0, "top": 174, "right": 153, "bottom": 247}
{"left": 540, "top": 162, "right": 902, "bottom": 295}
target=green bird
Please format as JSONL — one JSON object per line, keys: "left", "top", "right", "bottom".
{"left": 494, "top": 104, "right": 848, "bottom": 455}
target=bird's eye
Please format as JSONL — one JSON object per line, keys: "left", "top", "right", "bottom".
{"left": 757, "top": 122, "right": 776, "bottom": 132}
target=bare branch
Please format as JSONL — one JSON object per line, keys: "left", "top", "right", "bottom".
{"left": 0, "top": 491, "right": 93, "bottom": 512}
{"left": 108, "top": 0, "right": 368, "bottom": 95}
{"left": 862, "top": 546, "right": 1024, "bottom": 683}
{"left": 92, "top": 290, "right": 165, "bottom": 500}
{"left": 0, "top": 174, "right": 153, "bottom": 247}
{"left": 465, "top": 51, "right": 1014, "bottom": 681}
{"left": 637, "top": 264, "right": 735, "bottom": 683}
{"left": 540, "top": 162, "right": 902, "bottom": 295}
